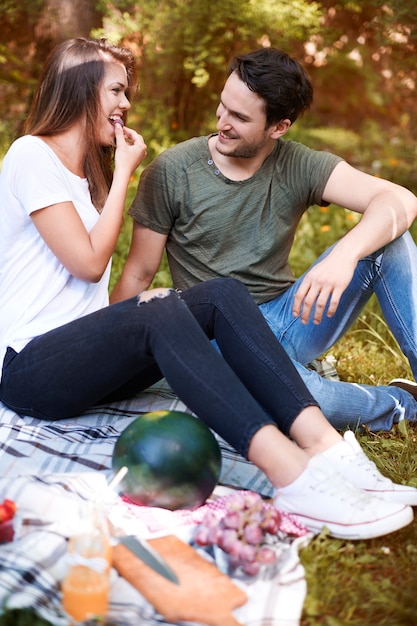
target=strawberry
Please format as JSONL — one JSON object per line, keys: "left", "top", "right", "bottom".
{"left": 0, "top": 498, "right": 17, "bottom": 543}
{"left": 3, "top": 499, "right": 17, "bottom": 517}
{"left": 0, "top": 498, "right": 17, "bottom": 523}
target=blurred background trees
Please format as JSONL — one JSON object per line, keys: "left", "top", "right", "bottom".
{"left": 2, "top": 0, "right": 416, "bottom": 268}
{"left": 1, "top": 0, "right": 416, "bottom": 191}
{"left": 1, "top": 0, "right": 416, "bottom": 381}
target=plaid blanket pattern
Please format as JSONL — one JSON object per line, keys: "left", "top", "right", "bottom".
{"left": 0, "top": 473, "right": 309, "bottom": 626}
{"left": 0, "top": 379, "right": 309, "bottom": 626}
{"left": 0, "top": 380, "right": 275, "bottom": 496}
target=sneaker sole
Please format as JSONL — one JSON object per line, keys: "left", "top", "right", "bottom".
{"left": 388, "top": 378, "right": 417, "bottom": 400}
{"left": 286, "top": 504, "right": 413, "bottom": 540}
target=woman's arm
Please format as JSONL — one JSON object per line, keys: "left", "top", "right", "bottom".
{"left": 31, "top": 124, "right": 146, "bottom": 282}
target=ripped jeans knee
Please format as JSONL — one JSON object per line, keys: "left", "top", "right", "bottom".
{"left": 136, "top": 287, "right": 178, "bottom": 305}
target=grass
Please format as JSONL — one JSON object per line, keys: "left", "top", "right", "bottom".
{"left": 112, "top": 245, "right": 417, "bottom": 625}
{"left": 300, "top": 307, "right": 417, "bottom": 626}
{"left": 300, "top": 504, "right": 417, "bottom": 626}
{"left": 0, "top": 185, "right": 405, "bottom": 625}
{"left": 110, "top": 204, "right": 417, "bottom": 626}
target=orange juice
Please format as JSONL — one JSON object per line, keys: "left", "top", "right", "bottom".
{"left": 62, "top": 511, "right": 112, "bottom": 623}
{"left": 62, "top": 565, "right": 109, "bottom": 622}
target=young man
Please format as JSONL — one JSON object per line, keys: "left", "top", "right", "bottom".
{"left": 112, "top": 47, "right": 417, "bottom": 432}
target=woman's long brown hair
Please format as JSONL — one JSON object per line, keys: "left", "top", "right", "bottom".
{"left": 23, "top": 38, "right": 137, "bottom": 210}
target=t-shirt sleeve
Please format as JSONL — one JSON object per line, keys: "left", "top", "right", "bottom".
{"left": 129, "top": 151, "right": 180, "bottom": 234}
{"left": 310, "top": 151, "right": 343, "bottom": 206}
{"left": 283, "top": 141, "right": 343, "bottom": 208}
{"left": 9, "top": 139, "right": 73, "bottom": 216}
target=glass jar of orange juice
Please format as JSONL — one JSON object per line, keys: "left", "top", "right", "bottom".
{"left": 62, "top": 504, "right": 112, "bottom": 623}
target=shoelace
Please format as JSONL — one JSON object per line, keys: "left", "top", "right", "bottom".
{"left": 310, "top": 464, "right": 373, "bottom": 509}
{"left": 341, "top": 449, "right": 393, "bottom": 488}
{"left": 342, "top": 433, "right": 397, "bottom": 487}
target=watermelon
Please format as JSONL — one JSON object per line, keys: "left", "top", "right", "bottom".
{"left": 112, "top": 410, "right": 222, "bottom": 510}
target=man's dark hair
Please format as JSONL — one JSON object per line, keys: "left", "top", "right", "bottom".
{"left": 228, "top": 48, "right": 313, "bottom": 126}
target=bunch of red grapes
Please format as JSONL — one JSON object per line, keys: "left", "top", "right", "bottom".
{"left": 194, "top": 491, "right": 282, "bottom": 576}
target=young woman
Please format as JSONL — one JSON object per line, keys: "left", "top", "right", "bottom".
{"left": 0, "top": 38, "right": 415, "bottom": 541}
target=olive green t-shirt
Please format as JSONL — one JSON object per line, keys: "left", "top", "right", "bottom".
{"left": 129, "top": 135, "right": 342, "bottom": 304}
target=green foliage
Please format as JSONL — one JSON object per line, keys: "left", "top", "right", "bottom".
{"left": 0, "top": 607, "right": 53, "bottom": 625}
{"left": 0, "top": 0, "right": 44, "bottom": 23}
{"left": 94, "top": 0, "right": 324, "bottom": 155}
{"left": 2, "top": 0, "right": 417, "bottom": 195}
{"left": 1, "top": 4, "right": 417, "bottom": 624}
{"left": 366, "top": 0, "right": 417, "bottom": 45}
{"left": 288, "top": 202, "right": 360, "bottom": 279}
{"left": 0, "top": 607, "right": 117, "bottom": 625}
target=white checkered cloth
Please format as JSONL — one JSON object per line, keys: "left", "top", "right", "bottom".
{"left": 0, "top": 380, "right": 276, "bottom": 495}
{"left": 0, "top": 379, "right": 310, "bottom": 626}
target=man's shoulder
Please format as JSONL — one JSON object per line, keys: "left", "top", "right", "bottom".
{"left": 277, "top": 138, "right": 342, "bottom": 162}
{"left": 276, "top": 138, "right": 324, "bottom": 157}
{"left": 154, "top": 135, "right": 210, "bottom": 168}
{"left": 272, "top": 139, "right": 342, "bottom": 204}
{"left": 274, "top": 138, "right": 342, "bottom": 173}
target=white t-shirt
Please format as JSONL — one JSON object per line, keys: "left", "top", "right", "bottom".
{"left": 0, "top": 135, "right": 111, "bottom": 379}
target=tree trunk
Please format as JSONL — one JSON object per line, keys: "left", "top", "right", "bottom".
{"left": 33, "top": 0, "right": 102, "bottom": 70}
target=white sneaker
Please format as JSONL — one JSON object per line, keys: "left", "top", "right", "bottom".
{"left": 274, "top": 455, "right": 413, "bottom": 540}
{"left": 322, "top": 431, "right": 417, "bottom": 506}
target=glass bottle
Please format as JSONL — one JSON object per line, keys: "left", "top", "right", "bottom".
{"left": 62, "top": 504, "right": 111, "bottom": 623}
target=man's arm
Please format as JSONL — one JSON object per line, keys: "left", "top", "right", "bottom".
{"left": 293, "top": 161, "right": 417, "bottom": 324}
{"left": 110, "top": 222, "right": 167, "bottom": 303}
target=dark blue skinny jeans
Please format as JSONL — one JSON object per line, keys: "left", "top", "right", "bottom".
{"left": 0, "top": 278, "right": 316, "bottom": 457}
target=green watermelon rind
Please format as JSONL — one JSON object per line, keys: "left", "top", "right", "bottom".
{"left": 112, "top": 410, "right": 222, "bottom": 510}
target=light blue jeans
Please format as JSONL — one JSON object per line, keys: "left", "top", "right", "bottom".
{"left": 260, "top": 232, "right": 417, "bottom": 431}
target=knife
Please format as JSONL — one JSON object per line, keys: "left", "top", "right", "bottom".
{"left": 118, "top": 535, "right": 180, "bottom": 585}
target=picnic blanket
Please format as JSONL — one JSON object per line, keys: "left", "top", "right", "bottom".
{"left": 0, "top": 379, "right": 311, "bottom": 626}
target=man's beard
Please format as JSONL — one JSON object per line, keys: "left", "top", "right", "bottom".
{"left": 216, "top": 133, "right": 270, "bottom": 159}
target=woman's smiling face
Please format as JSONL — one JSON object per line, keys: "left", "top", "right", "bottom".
{"left": 98, "top": 60, "right": 131, "bottom": 146}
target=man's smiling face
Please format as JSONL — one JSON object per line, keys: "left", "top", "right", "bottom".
{"left": 214, "top": 71, "right": 273, "bottom": 159}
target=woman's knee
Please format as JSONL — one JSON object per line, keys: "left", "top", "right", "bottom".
{"left": 137, "top": 287, "right": 173, "bottom": 305}
{"left": 205, "top": 277, "right": 249, "bottom": 301}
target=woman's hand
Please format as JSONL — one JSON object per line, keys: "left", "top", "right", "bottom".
{"left": 113, "top": 123, "right": 147, "bottom": 178}
{"left": 31, "top": 124, "right": 148, "bottom": 284}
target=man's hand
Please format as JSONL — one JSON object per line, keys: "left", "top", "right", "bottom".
{"left": 298, "top": 159, "right": 417, "bottom": 326}
{"left": 292, "top": 254, "right": 356, "bottom": 324}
